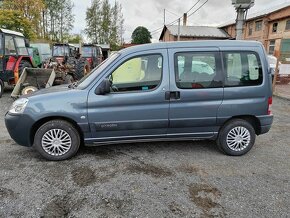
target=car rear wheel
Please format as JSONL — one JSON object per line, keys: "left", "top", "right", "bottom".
{"left": 217, "top": 119, "right": 256, "bottom": 156}
{"left": 0, "top": 79, "right": 4, "bottom": 98}
{"left": 34, "top": 120, "right": 80, "bottom": 161}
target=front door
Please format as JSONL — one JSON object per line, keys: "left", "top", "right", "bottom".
{"left": 87, "top": 49, "right": 170, "bottom": 143}
{"left": 167, "top": 48, "right": 224, "bottom": 138}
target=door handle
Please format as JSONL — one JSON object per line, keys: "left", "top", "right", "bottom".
{"left": 165, "top": 91, "right": 180, "bottom": 100}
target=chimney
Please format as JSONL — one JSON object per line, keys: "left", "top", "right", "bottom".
{"left": 183, "top": 13, "right": 187, "bottom": 26}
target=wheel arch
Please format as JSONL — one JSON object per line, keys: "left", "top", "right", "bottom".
{"left": 30, "top": 116, "right": 84, "bottom": 146}
{"left": 219, "top": 115, "right": 261, "bottom": 135}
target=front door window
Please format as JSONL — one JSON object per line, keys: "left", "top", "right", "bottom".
{"left": 110, "top": 54, "right": 163, "bottom": 92}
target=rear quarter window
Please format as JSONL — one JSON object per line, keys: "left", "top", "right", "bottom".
{"left": 223, "top": 51, "right": 263, "bottom": 87}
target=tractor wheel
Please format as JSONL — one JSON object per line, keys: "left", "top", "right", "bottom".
{"left": 21, "top": 86, "right": 38, "bottom": 95}
{"left": 0, "top": 79, "right": 4, "bottom": 98}
{"left": 74, "top": 58, "right": 90, "bottom": 80}
{"left": 67, "top": 57, "right": 77, "bottom": 66}
{"left": 18, "top": 60, "right": 32, "bottom": 77}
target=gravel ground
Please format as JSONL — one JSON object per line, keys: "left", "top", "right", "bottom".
{"left": 0, "top": 91, "right": 289, "bottom": 217}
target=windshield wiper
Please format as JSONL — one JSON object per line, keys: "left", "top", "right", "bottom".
{"left": 68, "top": 82, "right": 78, "bottom": 89}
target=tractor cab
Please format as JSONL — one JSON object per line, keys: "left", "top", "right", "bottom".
{"left": 52, "top": 43, "right": 79, "bottom": 64}
{"left": 81, "top": 44, "right": 103, "bottom": 69}
{"left": 0, "top": 28, "right": 34, "bottom": 97}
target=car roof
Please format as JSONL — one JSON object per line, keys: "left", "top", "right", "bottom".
{"left": 0, "top": 28, "right": 24, "bottom": 37}
{"left": 120, "top": 40, "right": 263, "bottom": 55}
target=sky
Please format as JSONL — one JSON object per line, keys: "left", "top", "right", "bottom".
{"left": 72, "top": 0, "right": 290, "bottom": 43}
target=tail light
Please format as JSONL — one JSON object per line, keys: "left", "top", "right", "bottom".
{"left": 268, "top": 97, "right": 273, "bottom": 115}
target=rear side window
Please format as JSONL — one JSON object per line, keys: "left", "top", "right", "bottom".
{"left": 174, "top": 52, "right": 222, "bottom": 89}
{"left": 223, "top": 51, "right": 263, "bottom": 87}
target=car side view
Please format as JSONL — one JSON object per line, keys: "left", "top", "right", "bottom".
{"left": 5, "top": 41, "right": 273, "bottom": 161}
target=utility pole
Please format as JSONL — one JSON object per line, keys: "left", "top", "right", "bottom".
{"left": 235, "top": 8, "right": 246, "bottom": 40}
{"left": 232, "top": 0, "right": 254, "bottom": 40}
{"left": 177, "top": 18, "right": 181, "bottom": 41}
{"left": 164, "top": 9, "right": 166, "bottom": 25}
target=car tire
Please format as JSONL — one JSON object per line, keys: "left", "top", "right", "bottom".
{"left": 0, "top": 79, "right": 4, "bottom": 98}
{"left": 34, "top": 120, "right": 80, "bottom": 161}
{"left": 217, "top": 119, "right": 256, "bottom": 156}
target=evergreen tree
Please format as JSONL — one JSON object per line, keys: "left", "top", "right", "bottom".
{"left": 85, "top": 0, "right": 124, "bottom": 48}
{"left": 131, "top": 26, "right": 152, "bottom": 44}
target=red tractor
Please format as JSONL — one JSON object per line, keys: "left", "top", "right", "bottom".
{"left": 81, "top": 44, "right": 103, "bottom": 69}
{"left": 0, "top": 28, "right": 35, "bottom": 98}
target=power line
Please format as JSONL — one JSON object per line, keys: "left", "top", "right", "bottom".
{"left": 150, "top": 0, "right": 209, "bottom": 34}
{"left": 188, "top": 0, "right": 209, "bottom": 18}
{"left": 185, "top": 0, "right": 202, "bottom": 13}
{"left": 165, "top": 9, "right": 180, "bottom": 17}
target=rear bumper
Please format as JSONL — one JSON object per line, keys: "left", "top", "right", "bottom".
{"left": 257, "top": 115, "right": 273, "bottom": 135}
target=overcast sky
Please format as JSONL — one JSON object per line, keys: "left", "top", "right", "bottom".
{"left": 72, "top": 0, "right": 289, "bottom": 43}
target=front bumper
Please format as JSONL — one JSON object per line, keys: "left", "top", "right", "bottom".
{"left": 5, "top": 112, "right": 35, "bottom": 147}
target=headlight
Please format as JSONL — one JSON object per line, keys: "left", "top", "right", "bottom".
{"left": 9, "top": 98, "right": 29, "bottom": 114}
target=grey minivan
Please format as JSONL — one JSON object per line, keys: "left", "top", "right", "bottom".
{"left": 5, "top": 41, "right": 273, "bottom": 161}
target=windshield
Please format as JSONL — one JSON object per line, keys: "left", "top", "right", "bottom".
{"left": 77, "top": 53, "right": 120, "bottom": 89}
{"left": 53, "top": 45, "right": 69, "bottom": 56}
{"left": 82, "top": 47, "right": 93, "bottom": 57}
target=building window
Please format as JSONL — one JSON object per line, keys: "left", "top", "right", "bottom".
{"left": 286, "top": 20, "right": 290, "bottom": 30}
{"left": 255, "top": 20, "right": 262, "bottom": 31}
{"left": 268, "top": 40, "right": 275, "bottom": 55}
{"left": 248, "top": 23, "right": 253, "bottom": 35}
{"left": 272, "top": 22, "right": 278, "bottom": 33}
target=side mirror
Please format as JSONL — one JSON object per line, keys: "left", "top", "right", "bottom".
{"left": 95, "top": 79, "right": 111, "bottom": 95}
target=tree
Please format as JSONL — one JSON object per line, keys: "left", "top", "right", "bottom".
{"left": 64, "top": 34, "right": 82, "bottom": 43}
{"left": 131, "top": 26, "right": 152, "bottom": 44}
{"left": 85, "top": 0, "right": 101, "bottom": 44}
{"left": 85, "top": 0, "right": 124, "bottom": 47}
{"left": 99, "top": 0, "right": 111, "bottom": 44}
{"left": 2, "top": 0, "right": 45, "bottom": 38}
{"left": 0, "top": 9, "right": 36, "bottom": 39}
{"left": 42, "top": 0, "right": 75, "bottom": 42}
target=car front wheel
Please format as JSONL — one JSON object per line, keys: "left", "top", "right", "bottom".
{"left": 217, "top": 119, "right": 256, "bottom": 156}
{"left": 34, "top": 120, "right": 80, "bottom": 161}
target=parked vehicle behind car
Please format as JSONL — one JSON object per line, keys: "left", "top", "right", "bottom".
{"left": 81, "top": 44, "right": 103, "bottom": 69}
{"left": 0, "top": 28, "right": 36, "bottom": 98}
{"left": 5, "top": 41, "right": 273, "bottom": 160}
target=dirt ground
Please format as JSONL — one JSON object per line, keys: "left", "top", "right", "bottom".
{"left": 0, "top": 91, "right": 289, "bottom": 217}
